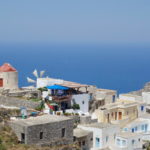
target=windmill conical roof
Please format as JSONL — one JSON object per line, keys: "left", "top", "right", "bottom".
{"left": 0, "top": 63, "right": 17, "bottom": 72}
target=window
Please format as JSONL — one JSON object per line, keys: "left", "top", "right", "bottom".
{"left": 0, "top": 78, "right": 3, "bottom": 87}
{"left": 145, "top": 124, "right": 148, "bottom": 132}
{"left": 124, "top": 128, "right": 128, "bottom": 132}
{"left": 112, "top": 95, "right": 115, "bottom": 103}
{"left": 82, "top": 141, "right": 85, "bottom": 146}
{"left": 40, "top": 132, "right": 43, "bottom": 139}
{"left": 106, "top": 136, "right": 109, "bottom": 143}
{"left": 122, "top": 140, "right": 126, "bottom": 146}
{"left": 126, "top": 111, "right": 129, "bottom": 115}
{"left": 135, "top": 126, "right": 138, "bottom": 132}
{"left": 132, "top": 128, "right": 134, "bottom": 133}
{"left": 62, "top": 128, "right": 65, "bottom": 137}
{"left": 138, "top": 138, "right": 141, "bottom": 142}
{"left": 116, "top": 138, "right": 121, "bottom": 146}
{"left": 90, "top": 93, "right": 93, "bottom": 100}
{"left": 141, "top": 106, "right": 144, "bottom": 111}
{"left": 141, "top": 125, "right": 145, "bottom": 131}
{"left": 73, "top": 136, "right": 76, "bottom": 142}
{"left": 132, "top": 140, "right": 135, "bottom": 145}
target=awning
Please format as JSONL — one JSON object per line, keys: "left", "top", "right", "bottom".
{"left": 46, "top": 85, "right": 69, "bottom": 90}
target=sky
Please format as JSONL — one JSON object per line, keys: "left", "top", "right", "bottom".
{"left": 0, "top": 0, "right": 150, "bottom": 45}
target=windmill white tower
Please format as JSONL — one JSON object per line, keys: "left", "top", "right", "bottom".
{"left": 27, "top": 69, "right": 46, "bottom": 87}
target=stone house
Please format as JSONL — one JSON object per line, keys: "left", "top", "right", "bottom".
{"left": 9, "top": 114, "right": 74, "bottom": 146}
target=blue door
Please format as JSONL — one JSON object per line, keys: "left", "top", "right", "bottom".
{"left": 95, "top": 138, "right": 100, "bottom": 148}
{"left": 132, "top": 128, "right": 134, "bottom": 133}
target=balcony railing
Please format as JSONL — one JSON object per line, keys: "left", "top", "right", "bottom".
{"left": 52, "top": 95, "right": 72, "bottom": 102}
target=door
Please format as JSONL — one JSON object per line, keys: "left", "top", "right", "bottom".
{"left": 107, "top": 114, "right": 110, "bottom": 123}
{"left": 118, "top": 112, "right": 122, "bottom": 120}
{"left": 0, "top": 78, "right": 3, "bottom": 87}
{"left": 115, "top": 112, "right": 117, "bottom": 120}
{"left": 95, "top": 137, "right": 100, "bottom": 148}
{"left": 21, "top": 133, "right": 25, "bottom": 143}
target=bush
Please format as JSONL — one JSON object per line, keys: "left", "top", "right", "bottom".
{"left": 0, "top": 144, "right": 6, "bottom": 150}
{"left": 35, "top": 101, "right": 45, "bottom": 111}
{"left": 72, "top": 104, "right": 80, "bottom": 110}
{"left": 38, "top": 87, "right": 48, "bottom": 92}
{"left": 56, "top": 112, "right": 61, "bottom": 115}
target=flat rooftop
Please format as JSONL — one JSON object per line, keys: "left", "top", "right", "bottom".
{"left": 10, "top": 114, "right": 72, "bottom": 126}
{"left": 56, "top": 80, "right": 90, "bottom": 88}
{"left": 117, "top": 132, "right": 141, "bottom": 138}
{"left": 125, "top": 118, "right": 148, "bottom": 128}
{"left": 99, "top": 99, "right": 138, "bottom": 110}
{"left": 73, "top": 128, "right": 92, "bottom": 138}
{"left": 80, "top": 122, "right": 117, "bottom": 129}
{"left": 96, "top": 88, "right": 116, "bottom": 94}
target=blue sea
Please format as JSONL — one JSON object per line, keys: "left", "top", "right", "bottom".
{"left": 0, "top": 44, "right": 150, "bottom": 94}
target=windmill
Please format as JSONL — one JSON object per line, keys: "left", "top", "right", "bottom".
{"left": 27, "top": 69, "right": 46, "bottom": 87}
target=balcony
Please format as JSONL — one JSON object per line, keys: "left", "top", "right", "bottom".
{"left": 51, "top": 94, "right": 72, "bottom": 102}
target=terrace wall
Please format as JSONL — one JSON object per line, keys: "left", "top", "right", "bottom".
{"left": 0, "top": 96, "right": 40, "bottom": 109}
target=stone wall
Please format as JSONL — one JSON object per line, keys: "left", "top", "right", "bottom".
{"left": 0, "top": 96, "right": 40, "bottom": 109}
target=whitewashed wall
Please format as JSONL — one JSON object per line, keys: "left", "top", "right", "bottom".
{"left": 119, "top": 94, "right": 142, "bottom": 102}
{"left": 71, "top": 94, "right": 90, "bottom": 113}
{"left": 142, "top": 92, "right": 150, "bottom": 104}
{"left": 78, "top": 124, "right": 120, "bottom": 150}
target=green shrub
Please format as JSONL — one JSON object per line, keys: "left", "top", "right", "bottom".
{"left": 0, "top": 144, "right": 6, "bottom": 150}
{"left": 35, "top": 101, "right": 45, "bottom": 111}
{"left": 72, "top": 104, "right": 80, "bottom": 110}
{"left": 38, "top": 87, "right": 48, "bottom": 92}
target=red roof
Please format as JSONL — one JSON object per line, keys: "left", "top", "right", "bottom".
{"left": 0, "top": 63, "right": 17, "bottom": 72}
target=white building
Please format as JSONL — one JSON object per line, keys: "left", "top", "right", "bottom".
{"left": 114, "top": 132, "right": 142, "bottom": 150}
{"left": 122, "top": 114, "right": 150, "bottom": 141}
{"left": 142, "top": 92, "right": 150, "bottom": 104}
{"left": 71, "top": 94, "right": 90, "bottom": 113}
{"left": 119, "top": 94, "right": 143, "bottom": 102}
{"left": 78, "top": 123, "right": 120, "bottom": 150}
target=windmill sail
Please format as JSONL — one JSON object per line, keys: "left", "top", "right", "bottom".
{"left": 33, "top": 69, "right": 39, "bottom": 78}
{"left": 40, "top": 70, "right": 45, "bottom": 78}
{"left": 27, "top": 77, "right": 36, "bottom": 83}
